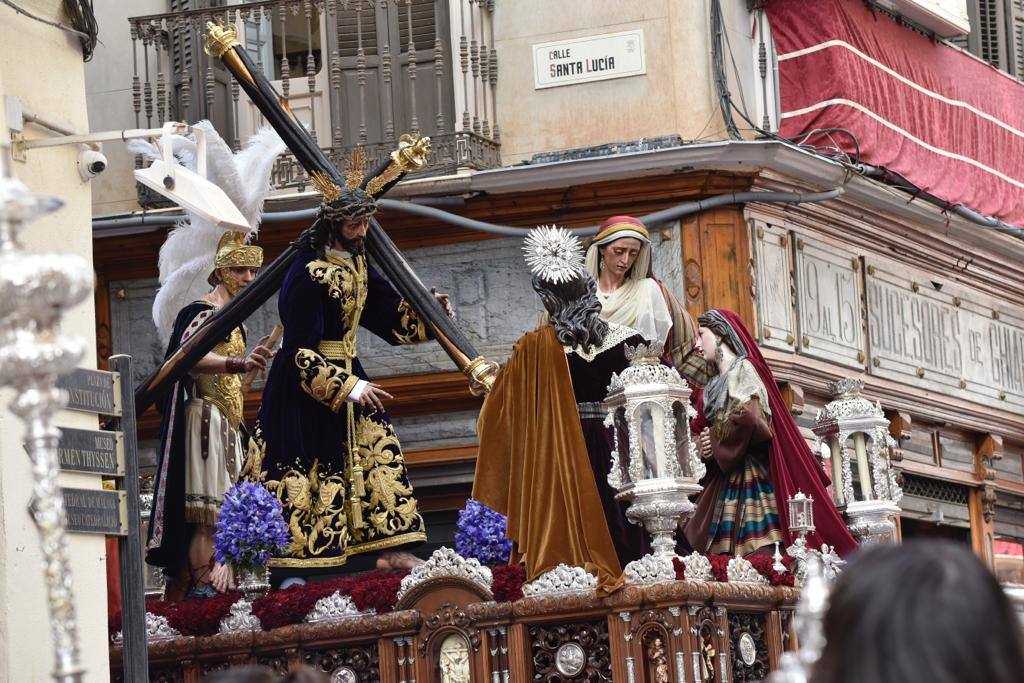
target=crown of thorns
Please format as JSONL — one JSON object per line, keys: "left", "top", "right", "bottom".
{"left": 319, "top": 188, "right": 378, "bottom": 222}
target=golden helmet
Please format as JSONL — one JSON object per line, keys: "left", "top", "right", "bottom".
{"left": 209, "top": 231, "right": 263, "bottom": 284}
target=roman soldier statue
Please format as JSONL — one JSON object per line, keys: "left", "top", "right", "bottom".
{"left": 140, "top": 121, "right": 285, "bottom": 599}
{"left": 241, "top": 148, "right": 453, "bottom": 577}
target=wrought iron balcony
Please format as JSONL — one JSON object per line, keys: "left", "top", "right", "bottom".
{"left": 128, "top": 0, "right": 499, "bottom": 204}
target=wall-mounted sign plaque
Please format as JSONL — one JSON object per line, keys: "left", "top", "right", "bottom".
{"left": 533, "top": 30, "right": 646, "bottom": 89}
{"left": 62, "top": 488, "right": 128, "bottom": 536}
{"left": 56, "top": 368, "right": 121, "bottom": 416}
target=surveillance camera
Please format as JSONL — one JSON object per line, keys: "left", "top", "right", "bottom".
{"left": 78, "top": 148, "right": 108, "bottom": 181}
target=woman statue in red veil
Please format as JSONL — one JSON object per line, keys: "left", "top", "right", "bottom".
{"left": 684, "top": 309, "right": 857, "bottom": 558}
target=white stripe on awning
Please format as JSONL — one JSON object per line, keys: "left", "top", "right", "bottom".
{"left": 778, "top": 39, "right": 1024, "bottom": 141}
{"left": 782, "top": 98, "right": 1024, "bottom": 190}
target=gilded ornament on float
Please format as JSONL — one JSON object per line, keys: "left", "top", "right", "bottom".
{"left": 202, "top": 21, "right": 239, "bottom": 58}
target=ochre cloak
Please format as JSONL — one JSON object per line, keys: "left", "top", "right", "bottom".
{"left": 473, "top": 325, "right": 623, "bottom": 593}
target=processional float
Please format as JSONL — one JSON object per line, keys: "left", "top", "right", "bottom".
{"left": 134, "top": 22, "right": 498, "bottom": 415}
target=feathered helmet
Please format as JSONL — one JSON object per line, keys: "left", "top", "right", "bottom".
{"left": 128, "top": 120, "right": 286, "bottom": 341}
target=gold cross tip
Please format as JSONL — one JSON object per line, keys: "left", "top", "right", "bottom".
{"left": 392, "top": 134, "right": 432, "bottom": 172}
{"left": 204, "top": 21, "right": 240, "bottom": 58}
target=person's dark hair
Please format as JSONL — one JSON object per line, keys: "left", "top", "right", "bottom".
{"left": 811, "top": 540, "right": 1024, "bottom": 683}
{"left": 697, "top": 310, "right": 744, "bottom": 358}
{"left": 532, "top": 273, "right": 608, "bottom": 352}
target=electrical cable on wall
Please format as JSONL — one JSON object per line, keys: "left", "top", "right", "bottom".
{"left": 0, "top": 0, "right": 98, "bottom": 61}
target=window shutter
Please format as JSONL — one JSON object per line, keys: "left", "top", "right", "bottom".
{"left": 336, "top": 5, "right": 379, "bottom": 59}
{"left": 951, "top": 1, "right": 1024, "bottom": 81}
{"left": 398, "top": 0, "right": 436, "bottom": 50}
{"left": 1011, "top": 0, "right": 1024, "bottom": 78}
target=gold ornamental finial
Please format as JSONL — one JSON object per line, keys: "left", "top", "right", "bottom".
{"left": 392, "top": 133, "right": 431, "bottom": 173}
{"left": 204, "top": 21, "right": 240, "bottom": 58}
{"left": 465, "top": 356, "right": 499, "bottom": 396}
{"left": 310, "top": 171, "right": 342, "bottom": 204}
{"left": 365, "top": 133, "right": 432, "bottom": 195}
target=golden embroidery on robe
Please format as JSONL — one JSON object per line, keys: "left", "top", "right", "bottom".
{"left": 240, "top": 425, "right": 267, "bottom": 483}
{"left": 194, "top": 325, "right": 246, "bottom": 427}
{"left": 352, "top": 416, "right": 422, "bottom": 543}
{"left": 264, "top": 458, "right": 349, "bottom": 559}
{"left": 306, "top": 254, "right": 368, "bottom": 360}
{"left": 392, "top": 300, "right": 430, "bottom": 345}
{"left": 295, "top": 348, "right": 360, "bottom": 412}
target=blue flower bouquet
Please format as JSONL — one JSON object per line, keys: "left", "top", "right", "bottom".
{"left": 214, "top": 481, "right": 290, "bottom": 572}
{"left": 455, "top": 498, "right": 512, "bottom": 565}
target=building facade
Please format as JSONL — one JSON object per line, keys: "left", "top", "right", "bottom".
{"left": 1, "top": 2, "right": 109, "bottom": 681}
{"left": 88, "top": 0, "right": 1024, "bottom": 588}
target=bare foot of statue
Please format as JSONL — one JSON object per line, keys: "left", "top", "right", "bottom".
{"left": 375, "top": 550, "right": 426, "bottom": 570}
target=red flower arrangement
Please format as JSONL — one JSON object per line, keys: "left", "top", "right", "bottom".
{"left": 123, "top": 551, "right": 817, "bottom": 640}
{"left": 491, "top": 564, "right": 526, "bottom": 603}
{"left": 166, "top": 593, "right": 242, "bottom": 636}
{"left": 350, "top": 570, "right": 408, "bottom": 613}
{"left": 708, "top": 554, "right": 731, "bottom": 582}
{"left": 108, "top": 596, "right": 236, "bottom": 640}
{"left": 109, "top": 571, "right": 415, "bottom": 639}
{"left": 672, "top": 553, "right": 795, "bottom": 586}
{"left": 252, "top": 580, "right": 343, "bottom": 631}
{"left": 746, "top": 553, "right": 796, "bottom": 587}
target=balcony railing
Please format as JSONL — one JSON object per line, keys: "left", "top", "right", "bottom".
{"left": 128, "top": 0, "right": 499, "bottom": 202}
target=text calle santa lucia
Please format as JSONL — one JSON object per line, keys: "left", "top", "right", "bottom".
{"left": 548, "top": 48, "right": 616, "bottom": 77}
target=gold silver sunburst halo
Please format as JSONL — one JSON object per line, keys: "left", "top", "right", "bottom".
{"left": 524, "top": 225, "right": 585, "bottom": 284}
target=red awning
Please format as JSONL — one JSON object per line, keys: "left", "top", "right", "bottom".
{"left": 766, "top": 0, "right": 1024, "bottom": 227}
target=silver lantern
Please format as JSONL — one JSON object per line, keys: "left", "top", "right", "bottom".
{"left": 785, "top": 492, "right": 844, "bottom": 583}
{"left": 812, "top": 379, "right": 902, "bottom": 545}
{"left": 604, "top": 342, "right": 704, "bottom": 583}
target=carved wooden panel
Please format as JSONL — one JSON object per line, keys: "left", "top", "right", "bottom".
{"left": 793, "top": 236, "right": 865, "bottom": 369}
{"left": 751, "top": 220, "right": 796, "bottom": 351}
{"left": 994, "top": 442, "right": 1024, "bottom": 482}
{"left": 688, "top": 606, "right": 719, "bottom": 683}
{"left": 529, "top": 620, "right": 612, "bottom": 682}
{"left": 256, "top": 653, "right": 291, "bottom": 674}
{"left": 937, "top": 429, "right": 976, "bottom": 473}
{"left": 865, "top": 257, "right": 1024, "bottom": 413}
{"left": 305, "top": 643, "right": 380, "bottom": 683}
{"left": 727, "top": 612, "right": 770, "bottom": 683}
{"left": 681, "top": 207, "right": 756, "bottom": 328}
